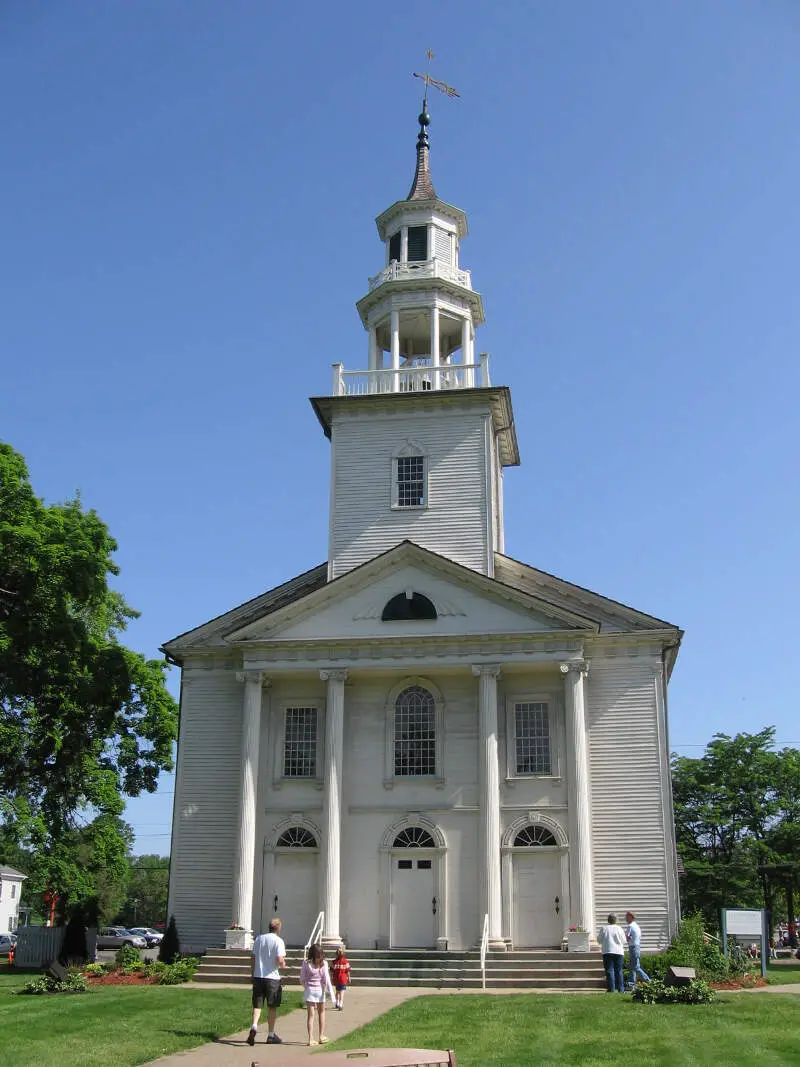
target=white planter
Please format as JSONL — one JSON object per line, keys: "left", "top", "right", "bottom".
{"left": 225, "top": 928, "right": 252, "bottom": 951}
{"left": 567, "top": 931, "right": 590, "bottom": 953}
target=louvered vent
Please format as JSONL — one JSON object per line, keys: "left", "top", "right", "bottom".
{"left": 434, "top": 227, "right": 452, "bottom": 263}
{"left": 389, "top": 231, "right": 401, "bottom": 262}
{"left": 407, "top": 225, "right": 428, "bottom": 261}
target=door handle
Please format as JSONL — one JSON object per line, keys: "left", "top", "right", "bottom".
{"left": 554, "top": 896, "right": 560, "bottom": 916}
{"left": 273, "top": 895, "right": 279, "bottom": 913}
{"left": 432, "top": 897, "right": 438, "bottom": 916}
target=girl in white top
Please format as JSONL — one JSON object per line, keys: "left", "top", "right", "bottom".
{"left": 300, "top": 943, "right": 335, "bottom": 1046}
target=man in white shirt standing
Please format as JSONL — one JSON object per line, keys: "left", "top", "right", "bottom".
{"left": 247, "top": 917, "right": 286, "bottom": 1046}
{"left": 625, "top": 910, "right": 651, "bottom": 990}
{"left": 597, "top": 913, "right": 627, "bottom": 992}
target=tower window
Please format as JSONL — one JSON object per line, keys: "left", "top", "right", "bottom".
{"left": 389, "top": 231, "right": 401, "bottom": 262}
{"left": 395, "top": 455, "right": 425, "bottom": 507}
{"left": 381, "top": 592, "right": 437, "bottom": 621}
{"left": 407, "top": 226, "right": 428, "bottom": 262}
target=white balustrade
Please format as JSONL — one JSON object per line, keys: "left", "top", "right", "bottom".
{"left": 368, "top": 258, "right": 472, "bottom": 292}
{"left": 337, "top": 357, "right": 488, "bottom": 396}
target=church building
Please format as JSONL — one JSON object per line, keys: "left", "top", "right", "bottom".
{"left": 163, "top": 101, "right": 682, "bottom": 955}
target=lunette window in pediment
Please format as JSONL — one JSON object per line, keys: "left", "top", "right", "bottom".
{"left": 381, "top": 591, "right": 437, "bottom": 621}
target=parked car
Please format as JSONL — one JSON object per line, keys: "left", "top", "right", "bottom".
{"left": 95, "top": 927, "right": 147, "bottom": 950}
{"left": 0, "top": 934, "right": 16, "bottom": 951}
{"left": 129, "top": 927, "right": 163, "bottom": 947}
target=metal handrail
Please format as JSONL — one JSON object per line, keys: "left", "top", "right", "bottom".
{"left": 480, "top": 912, "right": 489, "bottom": 991}
{"left": 304, "top": 911, "right": 324, "bottom": 955}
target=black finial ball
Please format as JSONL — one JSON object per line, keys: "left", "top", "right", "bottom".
{"left": 419, "top": 108, "right": 431, "bottom": 127}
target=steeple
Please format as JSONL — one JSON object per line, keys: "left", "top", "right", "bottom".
{"left": 407, "top": 103, "right": 436, "bottom": 201}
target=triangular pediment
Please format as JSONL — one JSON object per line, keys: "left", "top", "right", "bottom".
{"left": 227, "top": 543, "right": 596, "bottom": 644}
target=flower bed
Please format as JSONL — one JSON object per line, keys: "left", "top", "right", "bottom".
{"left": 711, "top": 974, "right": 768, "bottom": 990}
{"left": 87, "top": 971, "right": 159, "bottom": 986}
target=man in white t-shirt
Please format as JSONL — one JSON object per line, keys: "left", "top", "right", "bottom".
{"left": 247, "top": 918, "right": 286, "bottom": 1046}
{"left": 597, "top": 913, "right": 627, "bottom": 992}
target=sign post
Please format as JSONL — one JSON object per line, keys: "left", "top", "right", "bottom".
{"left": 721, "top": 908, "right": 768, "bottom": 979}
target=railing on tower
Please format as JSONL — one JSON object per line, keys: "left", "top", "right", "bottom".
{"left": 332, "top": 353, "right": 491, "bottom": 396}
{"left": 368, "top": 258, "right": 472, "bottom": 292}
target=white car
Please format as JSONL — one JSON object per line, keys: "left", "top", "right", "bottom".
{"left": 129, "top": 927, "right": 163, "bottom": 947}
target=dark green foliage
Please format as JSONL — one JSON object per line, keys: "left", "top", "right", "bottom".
{"left": 0, "top": 442, "right": 178, "bottom": 917}
{"left": 114, "top": 854, "right": 170, "bottom": 927}
{"left": 158, "top": 915, "right": 180, "bottom": 964}
{"left": 114, "top": 943, "right": 141, "bottom": 967}
{"left": 631, "top": 978, "right": 716, "bottom": 1004}
{"left": 157, "top": 957, "right": 199, "bottom": 984}
{"left": 19, "top": 972, "right": 87, "bottom": 995}
{"left": 59, "top": 903, "right": 89, "bottom": 965}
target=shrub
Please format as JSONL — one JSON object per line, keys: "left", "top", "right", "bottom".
{"left": 632, "top": 977, "right": 715, "bottom": 1005}
{"left": 115, "top": 943, "right": 141, "bottom": 967}
{"left": 157, "top": 956, "right": 199, "bottom": 985}
{"left": 158, "top": 916, "right": 180, "bottom": 964}
{"left": 19, "top": 972, "right": 87, "bottom": 995}
{"left": 83, "top": 963, "right": 105, "bottom": 976}
{"left": 142, "top": 960, "right": 166, "bottom": 978}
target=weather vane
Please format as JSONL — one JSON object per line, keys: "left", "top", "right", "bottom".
{"left": 413, "top": 49, "right": 460, "bottom": 108}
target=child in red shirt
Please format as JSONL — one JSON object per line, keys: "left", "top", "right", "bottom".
{"left": 330, "top": 947, "right": 351, "bottom": 1010}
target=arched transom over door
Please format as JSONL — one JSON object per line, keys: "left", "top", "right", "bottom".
{"left": 504, "top": 818, "right": 567, "bottom": 949}
{"left": 262, "top": 822, "right": 320, "bottom": 946}
{"left": 380, "top": 817, "right": 446, "bottom": 951}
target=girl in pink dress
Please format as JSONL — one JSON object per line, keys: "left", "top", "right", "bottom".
{"left": 300, "top": 943, "right": 335, "bottom": 1046}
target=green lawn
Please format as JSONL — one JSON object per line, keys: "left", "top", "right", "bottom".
{"left": 767, "top": 961, "right": 800, "bottom": 985}
{"left": 326, "top": 993, "right": 800, "bottom": 1066}
{"left": 0, "top": 973, "right": 294, "bottom": 1067}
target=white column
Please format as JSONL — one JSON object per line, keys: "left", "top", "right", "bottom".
{"left": 400, "top": 225, "right": 408, "bottom": 263}
{"left": 472, "top": 664, "right": 506, "bottom": 951}
{"left": 232, "top": 670, "right": 266, "bottom": 946}
{"left": 390, "top": 310, "right": 400, "bottom": 392}
{"left": 430, "top": 306, "right": 440, "bottom": 389}
{"left": 368, "top": 327, "right": 378, "bottom": 371}
{"left": 560, "top": 661, "right": 595, "bottom": 938}
{"left": 461, "top": 318, "right": 471, "bottom": 386}
{"left": 320, "top": 668, "right": 347, "bottom": 948}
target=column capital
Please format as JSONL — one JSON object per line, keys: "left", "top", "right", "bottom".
{"left": 559, "top": 660, "right": 589, "bottom": 676}
{"left": 320, "top": 668, "right": 348, "bottom": 683}
{"left": 472, "top": 664, "right": 502, "bottom": 679}
{"left": 236, "top": 669, "right": 269, "bottom": 687}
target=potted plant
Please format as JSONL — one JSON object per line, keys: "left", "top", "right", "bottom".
{"left": 567, "top": 926, "right": 590, "bottom": 953}
{"left": 224, "top": 923, "right": 252, "bottom": 951}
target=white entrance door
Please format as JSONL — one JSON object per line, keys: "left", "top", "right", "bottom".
{"left": 513, "top": 852, "right": 562, "bottom": 947}
{"left": 391, "top": 856, "right": 435, "bottom": 948}
{"left": 264, "top": 852, "right": 318, "bottom": 947}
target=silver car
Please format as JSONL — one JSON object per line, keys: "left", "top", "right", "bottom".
{"left": 96, "top": 926, "right": 147, "bottom": 950}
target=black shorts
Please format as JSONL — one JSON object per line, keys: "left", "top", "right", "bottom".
{"left": 252, "top": 977, "right": 282, "bottom": 1009}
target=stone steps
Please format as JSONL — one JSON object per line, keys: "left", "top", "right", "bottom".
{"left": 193, "top": 947, "right": 606, "bottom": 991}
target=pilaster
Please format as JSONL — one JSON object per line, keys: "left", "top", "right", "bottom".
{"left": 472, "top": 664, "right": 506, "bottom": 951}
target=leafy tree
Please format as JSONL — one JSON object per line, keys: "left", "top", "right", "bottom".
{"left": 673, "top": 728, "right": 800, "bottom": 928}
{"left": 0, "top": 442, "right": 178, "bottom": 915}
{"left": 115, "top": 855, "right": 170, "bottom": 927}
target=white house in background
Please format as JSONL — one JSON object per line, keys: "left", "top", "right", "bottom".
{"left": 163, "top": 104, "right": 683, "bottom": 956}
{"left": 0, "top": 865, "right": 26, "bottom": 933}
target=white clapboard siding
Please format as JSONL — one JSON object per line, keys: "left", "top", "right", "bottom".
{"left": 330, "top": 408, "right": 491, "bottom": 578}
{"left": 587, "top": 662, "right": 676, "bottom": 950}
{"left": 168, "top": 668, "right": 242, "bottom": 952}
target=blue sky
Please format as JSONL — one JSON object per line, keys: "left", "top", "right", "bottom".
{"left": 3, "top": 1, "right": 799, "bottom": 855}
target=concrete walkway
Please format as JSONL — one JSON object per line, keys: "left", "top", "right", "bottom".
{"left": 144, "top": 985, "right": 422, "bottom": 1067}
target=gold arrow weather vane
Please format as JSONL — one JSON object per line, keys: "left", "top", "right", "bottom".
{"left": 413, "top": 49, "right": 461, "bottom": 103}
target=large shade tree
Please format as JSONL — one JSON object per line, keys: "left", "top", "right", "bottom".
{"left": 672, "top": 728, "right": 800, "bottom": 930}
{"left": 0, "top": 442, "right": 178, "bottom": 918}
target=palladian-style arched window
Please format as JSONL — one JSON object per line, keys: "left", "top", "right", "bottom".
{"left": 394, "top": 685, "right": 436, "bottom": 776}
{"left": 393, "top": 826, "right": 436, "bottom": 849}
{"left": 276, "top": 826, "right": 318, "bottom": 848}
{"left": 513, "top": 825, "right": 558, "bottom": 848}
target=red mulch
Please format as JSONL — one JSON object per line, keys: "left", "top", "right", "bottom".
{"left": 87, "top": 972, "right": 159, "bottom": 986}
{"left": 711, "top": 976, "right": 768, "bottom": 990}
